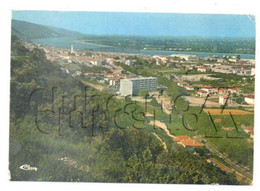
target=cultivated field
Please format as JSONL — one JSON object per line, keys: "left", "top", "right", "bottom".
{"left": 203, "top": 109, "right": 253, "bottom": 115}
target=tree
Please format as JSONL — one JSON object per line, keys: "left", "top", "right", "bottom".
{"left": 123, "top": 148, "right": 158, "bottom": 183}
{"left": 235, "top": 96, "right": 244, "bottom": 104}
{"left": 139, "top": 90, "right": 149, "bottom": 99}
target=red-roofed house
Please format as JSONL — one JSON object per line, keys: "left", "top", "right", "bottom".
{"left": 174, "top": 135, "right": 190, "bottom": 142}
{"left": 201, "top": 86, "right": 213, "bottom": 93}
{"left": 179, "top": 139, "right": 203, "bottom": 147}
{"left": 196, "top": 89, "right": 208, "bottom": 97}
{"left": 174, "top": 135, "right": 203, "bottom": 147}
{"left": 178, "top": 82, "right": 189, "bottom": 87}
{"left": 216, "top": 88, "right": 227, "bottom": 95}
{"left": 197, "top": 67, "right": 209, "bottom": 72}
{"left": 184, "top": 85, "right": 195, "bottom": 91}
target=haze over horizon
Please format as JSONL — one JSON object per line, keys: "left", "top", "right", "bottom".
{"left": 12, "top": 11, "right": 255, "bottom": 38}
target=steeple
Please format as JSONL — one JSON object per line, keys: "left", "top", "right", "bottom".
{"left": 70, "top": 44, "right": 74, "bottom": 54}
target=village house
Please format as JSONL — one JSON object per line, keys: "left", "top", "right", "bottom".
{"left": 125, "top": 59, "right": 133, "bottom": 66}
{"left": 215, "top": 88, "right": 228, "bottom": 95}
{"left": 228, "top": 57, "right": 238, "bottom": 63}
{"left": 196, "top": 89, "right": 208, "bottom": 97}
{"left": 200, "top": 86, "right": 213, "bottom": 94}
{"left": 197, "top": 67, "right": 209, "bottom": 72}
{"left": 108, "top": 77, "right": 120, "bottom": 86}
{"left": 184, "top": 85, "right": 195, "bottom": 91}
{"left": 105, "top": 58, "right": 115, "bottom": 65}
{"left": 228, "top": 87, "right": 241, "bottom": 94}
{"left": 104, "top": 73, "right": 115, "bottom": 78}
{"left": 217, "top": 58, "right": 225, "bottom": 63}
{"left": 185, "top": 65, "right": 196, "bottom": 70}
{"left": 177, "top": 82, "right": 189, "bottom": 87}
{"left": 211, "top": 68, "right": 233, "bottom": 74}
{"left": 219, "top": 95, "right": 233, "bottom": 105}
{"left": 153, "top": 55, "right": 168, "bottom": 65}
{"left": 174, "top": 135, "right": 203, "bottom": 147}
{"left": 241, "top": 126, "right": 254, "bottom": 139}
{"left": 179, "top": 139, "right": 203, "bottom": 147}
{"left": 174, "top": 135, "right": 190, "bottom": 142}
{"left": 251, "top": 68, "right": 255, "bottom": 76}
{"left": 245, "top": 95, "right": 255, "bottom": 105}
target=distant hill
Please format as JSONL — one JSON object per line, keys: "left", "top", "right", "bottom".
{"left": 11, "top": 19, "right": 85, "bottom": 40}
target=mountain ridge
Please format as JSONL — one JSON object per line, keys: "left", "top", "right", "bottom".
{"left": 11, "top": 19, "right": 85, "bottom": 40}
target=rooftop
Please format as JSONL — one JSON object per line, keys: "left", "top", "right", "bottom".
{"left": 174, "top": 135, "right": 190, "bottom": 142}
{"left": 201, "top": 86, "right": 212, "bottom": 89}
{"left": 245, "top": 95, "right": 255, "bottom": 99}
{"left": 180, "top": 139, "right": 203, "bottom": 147}
{"left": 174, "top": 135, "right": 203, "bottom": 147}
{"left": 127, "top": 77, "right": 157, "bottom": 81}
{"left": 179, "top": 82, "right": 189, "bottom": 84}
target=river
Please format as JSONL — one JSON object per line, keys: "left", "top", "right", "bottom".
{"left": 33, "top": 37, "right": 255, "bottom": 59}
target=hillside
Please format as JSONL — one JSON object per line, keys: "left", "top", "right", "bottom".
{"left": 11, "top": 19, "right": 84, "bottom": 40}
{"left": 9, "top": 35, "right": 241, "bottom": 184}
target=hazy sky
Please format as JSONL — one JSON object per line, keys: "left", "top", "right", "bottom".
{"left": 12, "top": 11, "right": 255, "bottom": 37}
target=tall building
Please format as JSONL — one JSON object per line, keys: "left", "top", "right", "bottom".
{"left": 70, "top": 44, "right": 74, "bottom": 54}
{"left": 120, "top": 77, "right": 157, "bottom": 96}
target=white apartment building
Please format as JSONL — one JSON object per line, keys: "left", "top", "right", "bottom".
{"left": 120, "top": 77, "right": 157, "bottom": 96}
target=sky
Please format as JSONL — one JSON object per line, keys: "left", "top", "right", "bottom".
{"left": 12, "top": 11, "right": 256, "bottom": 38}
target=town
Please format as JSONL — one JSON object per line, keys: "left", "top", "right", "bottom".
{"left": 24, "top": 42, "right": 255, "bottom": 107}
{"left": 21, "top": 41, "right": 254, "bottom": 184}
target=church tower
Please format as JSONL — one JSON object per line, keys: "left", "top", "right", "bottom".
{"left": 70, "top": 44, "right": 74, "bottom": 54}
